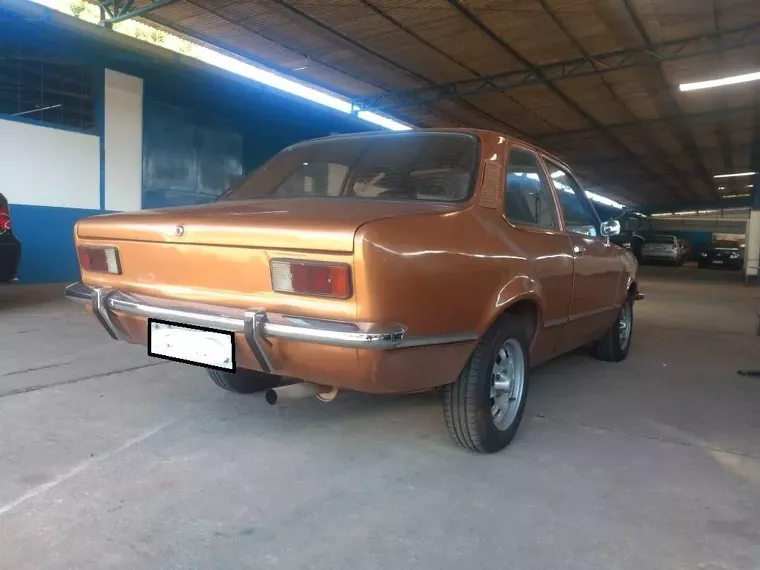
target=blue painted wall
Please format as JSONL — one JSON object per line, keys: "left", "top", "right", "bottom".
{"left": 9, "top": 205, "right": 100, "bottom": 283}
{"left": 142, "top": 100, "right": 245, "bottom": 208}
{"left": 139, "top": 65, "right": 374, "bottom": 209}
{"left": 0, "top": 3, "right": 376, "bottom": 283}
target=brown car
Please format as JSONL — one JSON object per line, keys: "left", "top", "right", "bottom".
{"left": 66, "top": 129, "right": 641, "bottom": 453}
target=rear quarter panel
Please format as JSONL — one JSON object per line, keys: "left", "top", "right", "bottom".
{"left": 353, "top": 206, "right": 546, "bottom": 340}
{"left": 616, "top": 247, "right": 639, "bottom": 304}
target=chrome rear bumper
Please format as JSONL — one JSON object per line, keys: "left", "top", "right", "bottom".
{"left": 65, "top": 282, "right": 477, "bottom": 373}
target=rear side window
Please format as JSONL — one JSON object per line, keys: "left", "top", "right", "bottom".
{"left": 504, "top": 148, "right": 557, "bottom": 229}
{"left": 225, "top": 132, "right": 479, "bottom": 203}
{"left": 649, "top": 235, "right": 676, "bottom": 244}
{"left": 545, "top": 161, "right": 599, "bottom": 237}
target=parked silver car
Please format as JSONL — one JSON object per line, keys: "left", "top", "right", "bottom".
{"left": 641, "top": 234, "right": 687, "bottom": 266}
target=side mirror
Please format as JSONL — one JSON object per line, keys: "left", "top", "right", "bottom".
{"left": 600, "top": 219, "right": 621, "bottom": 237}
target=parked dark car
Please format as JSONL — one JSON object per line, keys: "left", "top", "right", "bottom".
{"left": 698, "top": 240, "right": 744, "bottom": 270}
{"left": 0, "top": 192, "right": 21, "bottom": 282}
{"left": 677, "top": 238, "right": 693, "bottom": 263}
{"left": 610, "top": 231, "right": 645, "bottom": 262}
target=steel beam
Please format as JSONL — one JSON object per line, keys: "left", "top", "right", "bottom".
{"left": 636, "top": 196, "right": 754, "bottom": 214}
{"left": 540, "top": 105, "right": 760, "bottom": 140}
{"left": 353, "top": 22, "right": 760, "bottom": 111}
{"left": 98, "top": 0, "right": 177, "bottom": 27}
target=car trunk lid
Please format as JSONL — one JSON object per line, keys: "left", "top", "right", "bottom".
{"left": 77, "top": 198, "right": 459, "bottom": 253}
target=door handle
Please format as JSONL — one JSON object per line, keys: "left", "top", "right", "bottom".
{"left": 573, "top": 245, "right": 586, "bottom": 256}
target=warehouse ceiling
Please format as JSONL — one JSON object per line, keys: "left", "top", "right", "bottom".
{"left": 113, "top": 0, "right": 760, "bottom": 206}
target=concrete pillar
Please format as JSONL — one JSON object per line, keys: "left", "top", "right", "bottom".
{"left": 746, "top": 152, "right": 760, "bottom": 284}
{"left": 103, "top": 69, "right": 144, "bottom": 212}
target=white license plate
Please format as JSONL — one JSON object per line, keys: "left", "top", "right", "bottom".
{"left": 713, "top": 260, "right": 724, "bottom": 265}
{"left": 148, "top": 319, "right": 235, "bottom": 371}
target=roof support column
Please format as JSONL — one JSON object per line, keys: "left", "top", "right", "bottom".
{"left": 98, "top": 0, "right": 177, "bottom": 27}
{"left": 746, "top": 140, "right": 760, "bottom": 284}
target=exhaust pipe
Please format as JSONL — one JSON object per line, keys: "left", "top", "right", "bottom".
{"left": 265, "top": 382, "right": 337, "bottom": 405}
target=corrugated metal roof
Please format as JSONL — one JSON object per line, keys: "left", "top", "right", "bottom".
{"left": 91, "top": 1, "right": 760, "bottom": 203}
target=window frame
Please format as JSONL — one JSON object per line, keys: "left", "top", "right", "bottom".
{"left": 223, "top": 131, "right": 482, "bottom": 204}
{"left": 0, "top": 41, "right": 97, "bottom": 133}
{"left": 502, "top": 144, "right": 561, "bottom": 231}
{"left": 541, "top": 157, "right": 603, "bottom": 239}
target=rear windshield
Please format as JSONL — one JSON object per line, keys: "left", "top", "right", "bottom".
{"left": 648, "top": 235, "right": 675, "bottom": 244}
{"left": 223, "top": 132, "right": 479, "bottom": 203}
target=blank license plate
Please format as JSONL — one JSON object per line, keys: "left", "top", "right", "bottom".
{"left": 713, "top": 260, "right": 724, "bottom": 265}
{"left": 148, "top": 319, "right": 235, "bottom": 371}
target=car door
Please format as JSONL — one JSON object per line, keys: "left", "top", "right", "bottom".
{"left": 541, "top": 157, "right": 623, "bottom": 352}
{"left": 501, "top": 145, "right": 574, "bottom": 363}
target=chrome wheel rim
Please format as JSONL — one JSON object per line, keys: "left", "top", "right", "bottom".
{"left": 618, "top": 302, "right": 632, "bottom": 350}
{"left": 490, "top": 338, "right": 525, "bottom": 431}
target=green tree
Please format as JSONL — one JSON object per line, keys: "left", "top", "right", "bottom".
{"left": 177, "top": 40, "right": 193, "bottom": 55}
{"left": 148, "top": 29, "right": 166, "bottom": 44}
{"left": 69, "top": 1, "right": 86, "bottom": 18}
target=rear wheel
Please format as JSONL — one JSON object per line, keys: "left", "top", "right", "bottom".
{"left": 442, "top": 317, "right": 529, "bottom": 453}
{"left": 595, "top": 295, "right": 633, "bottom": 362}
{"left": 207, "top": 368, "right": 281, "bottom": 394}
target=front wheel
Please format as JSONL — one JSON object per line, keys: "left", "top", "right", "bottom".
{"left": 442, "top": 317, "right": 529, "bottom": 453}
{"left": 207, "top": 368, "right": 281, "bottom": 394}
{"left": 595, "top": 296, "right": 633, "bottom": 362}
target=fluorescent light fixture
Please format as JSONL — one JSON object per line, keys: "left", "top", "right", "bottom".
{"left": 356, "top": 111, "right": 413, "bottom": 131}
{"left": 713, "top": 171, "right": 756, "bottom": 179}
{"left": 679, "top": 71, "right": 760, "bottom": 92}
{"left": 191, "top": 44, "right": 354, "bottom": 114}
{"left": 27, "top": 0, "right": 627, "bottom": 207}
{"left": 586, "top": 191, "right": 624, "bottom": 209}
{"left": 722, "top": 193, "right": 751, "bottom": 199}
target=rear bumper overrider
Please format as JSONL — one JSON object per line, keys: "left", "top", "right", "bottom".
{"left": 65, "top": 282, "right": 478, "bottom": 375}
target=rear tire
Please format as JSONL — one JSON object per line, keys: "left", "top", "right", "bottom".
{"left": 442, "top": 316, "right": 530, "bottom": 453}
{"left": 595, "top": 295, "right": 633, "bottom": 362}
{"left": 208, "top": 368, "right": 281, "bottom": 394}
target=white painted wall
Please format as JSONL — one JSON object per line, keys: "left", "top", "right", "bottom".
{"left": 104, "top": 69, "right": 143, "bottom": 212}
{"left": 745, "top": 211, "right": 760, "bottom": 278}
{"left": 0, "top": 118, "right": 100, "bottom": 209}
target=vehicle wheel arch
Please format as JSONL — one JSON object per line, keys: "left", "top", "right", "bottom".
{"left": 627, "top": 280, "right": 638, "bottom": 299}
{"left": 479, "top": 294, "right": 542, "bottom": 351}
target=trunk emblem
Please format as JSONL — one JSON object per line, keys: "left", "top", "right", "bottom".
{"left": 175, "top": 225, "right": 185, "bottom": 237}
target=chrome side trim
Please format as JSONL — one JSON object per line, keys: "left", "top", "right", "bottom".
{"left": 263, "top": 316, "right": 406, "bottom": 349}
{"left": 635, "top": 292, "right": 645, "bottom": 301}
{"left": 64, "top": 283, "right": 477, "bottom": 360}
{"left": 567, "top": 306, "right": 616, "bottom": 322}
{"left": 543, "top": 317, "right": 568, "bottom": 328}
{"left": 542, "top": 305, "right": 618, "bottom": 328}
{"left": 396, "top": 332, "right": 479, "bottom": 349}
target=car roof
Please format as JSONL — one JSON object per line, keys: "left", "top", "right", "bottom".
{"left": 286, "top": 128, "right": 574, "bottom": 173}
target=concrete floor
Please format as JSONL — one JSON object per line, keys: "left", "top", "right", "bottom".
{"left": 1, "top": 266, "right": 760, "bottom": 570}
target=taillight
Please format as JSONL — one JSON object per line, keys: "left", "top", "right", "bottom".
{"left": 77, "top": 246, "right": 121, "bottom": 274}
{"left": 270, "top": 259, "right": 351, "bottom": 299}
{"left": 0, "top": 205, "right": 10, "bottom": 231}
